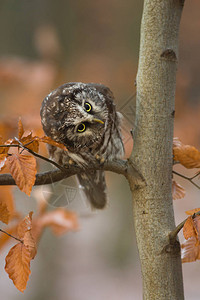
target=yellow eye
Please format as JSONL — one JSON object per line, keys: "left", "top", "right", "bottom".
{"left": 84, "top": 102, "right": 92, "bottom": 112}
{"left": 77, "top": 123, "right": 86, "bottom": 132}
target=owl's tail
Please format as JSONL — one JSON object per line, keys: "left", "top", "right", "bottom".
{"left": 77, "top": 170, "right": 107, "bottom": 209}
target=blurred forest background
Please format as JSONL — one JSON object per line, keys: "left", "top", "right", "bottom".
{"left": 0, "top": 1, "right": 200, "bottom": 299}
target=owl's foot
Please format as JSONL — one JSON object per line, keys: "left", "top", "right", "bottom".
{"left": 95, "top": 154, "right": 105, "bottom": 165}
{"left": 68, "top": 159, "right": 74, "bottom": 165}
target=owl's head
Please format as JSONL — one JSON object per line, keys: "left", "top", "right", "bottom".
{"left": 40, "top": 82, "right": 115, "bottom": 152}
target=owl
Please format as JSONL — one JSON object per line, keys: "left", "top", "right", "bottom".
{"left": 40, "top": 82, "right": 124, "bottom": 209}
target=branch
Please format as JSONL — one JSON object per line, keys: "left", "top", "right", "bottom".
{"left": 169, "top": 210, "right": 200, "bottom": 244}
{"left": 0, "top": 140, "right": 144, "bottom": 186}
{"left": 173, "top": 170, "right": 200, "bottom": 190}
{"left": 0, "top": 159, "right": 139, "bottom": 186}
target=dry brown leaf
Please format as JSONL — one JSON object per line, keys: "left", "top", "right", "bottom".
{"left": 0, "top": 154, "right": 7, "bottom": 171}
{"left": 17, "top": 212, "right": 37, "bottom": 258}
{"left": 17, "top": 212, "right": 33, "bottom": 239}
{"left": 36, "top": 136, "right": 68, "bottom": 151}
{"left": 7, "top": 154, "right": 36, "bottom": 196}
{"left": 0, "top": 146, "right": 9, "bottom": 155}
{"left": 39, "top": 208, "right": 79, "bottom": 236}
{"left": 20, "top": 132, "right": 39, "bottom": 153}
{"left": 18, "top": 118, "right": 24, "bottom": 140}
{"left": 5, "top": 243, "right": 31, "bottom": 292}
{"left": 0, "top": 202, "right": 10, "bottom": 224}
{"left": 0, "top": 225, "right": 17, "bottom": 250}
{"left": 183, "top": 216, "right": 197, "bottom": 240}
{"left": 173, "top": 137, "right": 183, "bottom": 148}
{"left": 185, "top": 208, "right": 200, "bottom": 215}
{"left": 4, "top": 212, "right": 37, "bottom": 291}
{"left": 172, "top": 180, "right": 186, "bottom": 200}
{"left": 183, "top": 216, "right": 200, "bottom": 245}
{"left": 23, "top": 230, "right": 37, "bottom": 259}
{"left": 181, "top": 237, "right": 200, "bottom": 263}
{"left": 0, "top": 187, "right": 14, "bottom": 224}
{"left": 173, "top": 138, "right": 200, "bottom": 168}
{"left": 0, "top": 138, "right": 13, "bottom": 155}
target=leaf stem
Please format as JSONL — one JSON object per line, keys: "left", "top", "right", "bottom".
{"left": 0, "top": 228, "right": 23, "bottom": 243}
{"left": 172, "top": 170, "right": 200, "bottom": 189}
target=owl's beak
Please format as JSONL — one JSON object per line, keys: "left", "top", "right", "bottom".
{"left": 92, "top": 118, "right": 104, "bottom": 125}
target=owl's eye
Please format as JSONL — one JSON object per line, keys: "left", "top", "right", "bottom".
{"left": 77, "top": 123, "right": 86, "bottom": 133}
{"left": 84, "top": 102, "right": 92, "bottom": 112}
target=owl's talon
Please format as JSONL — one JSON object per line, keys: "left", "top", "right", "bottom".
{"left": 100, "top": 157, "right": 105, "bottom": 164}
{"left": 95, "top": 154, "right": 100, "bottom": 161}
{"left": 68, "top": 159, "right": 74, "bottom": 165}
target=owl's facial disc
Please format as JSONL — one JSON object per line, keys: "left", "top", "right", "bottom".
{"left": 75, "top": 117, "right": 104, "bottom": 135}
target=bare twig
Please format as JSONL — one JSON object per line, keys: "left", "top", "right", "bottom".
{"left": 0, "top": 144, "right": 19, "bottom": 148}
{"left": 14, "top": 138, "right": 67, "bottom": 172}
{"left": 0, "top": 228, "right": 23, "bottom": 243}
{"left": 173, "top": 170, "right": 200, "bottom": 190}
{"left": 190, "top": 171, "right": 200, "bottom": 180}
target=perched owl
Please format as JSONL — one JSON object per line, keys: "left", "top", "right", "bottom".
{"left": 40, "top": 82, "right": 124, "bottom": 209}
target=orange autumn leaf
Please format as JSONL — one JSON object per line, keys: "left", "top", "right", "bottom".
{"left": 173, "top": 137, "right": 182, "bottom": 148}
{"left": 183, "top": 217, "right": 197, "bottom": 240}
{"left": 172, "top": 180, "right": 186, "bottom": 200}
{"left": 17, "top": 212, "right": 37, "bottom": 257}
{"left": 173, "top": 137, "right": 200, "bottom": 168}
{"left": 0, "top": 187, "right": 14, "bottom": 224}
{"left": 0, "top": 202, "right": 10, "bottom": 224}
{"left": 183, "top": 216, "right": 200, "bottom": 245}
{"left": 18, "top": 118, "right": 24, "bottom": 140}
{"left": 39, "top": 208, "right": 79, "bottom": 236}
{"left": 23, "top": 230, "right": 37, "bottom": 259}
{"left": 185, "top": 208, "right": 200, "bottom": 215}
{"left": 0, "top": 154, "right": 7, "bottom": 171}
{"left": 181, "top": 237, "right": 200, "bottom": 263}
{"left": 7, "top": 154, "right": 36, "bottom": 196}
{"left": 4, "top": 212, "right": 37, "bottom": 292}
{"left": 0, "top": 146, "right": 9, "bottom": 155}
{"left": 0, "top": 225, "right": 17, "bottom": 250}
{"left": 36, "top": 136, "right": 68, "bottom": 151}
{"left": 0, "top": 138, "right": 13, "bottom": 155}
{"left": 20, "top": 132, "right": 39, "bottom": 153}
{"left": 5, "top": 243, "right": 32, "bottom": 292}
{"left": 17, "top": 212, "right": 33, "bottom": 239}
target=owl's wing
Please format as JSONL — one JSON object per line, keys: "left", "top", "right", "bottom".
{"left": 77, "top": 170, "right": 107, "bottom": 209}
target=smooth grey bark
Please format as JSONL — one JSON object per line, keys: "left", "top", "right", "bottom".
{"left": 128, "top": 0, "right": 185, "bottom": 299}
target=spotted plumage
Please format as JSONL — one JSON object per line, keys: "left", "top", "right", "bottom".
{"left": 40, "top": 82, "right": 124, "bottom": 208}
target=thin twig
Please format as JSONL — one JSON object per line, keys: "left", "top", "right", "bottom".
{"left": 0, "top": 141, "right": 67, "bottom": 172}
{"left": 14, "top": 137, "right": 67, "bottom": 172}
{"left": 172, "top": 170, "right": 200, "bottom": 190}
{"left": 190, "top": 171, "right": 200, "bottom": 180}
{"left": 0, "top": 228, "right": 23, "bottom": 243}
{"left": 0, "top": 144, "right": 19, "bottom": 148}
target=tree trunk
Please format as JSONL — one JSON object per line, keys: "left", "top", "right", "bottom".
{"left": 129, "top": 0, "right": 185, "bottom": 299}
